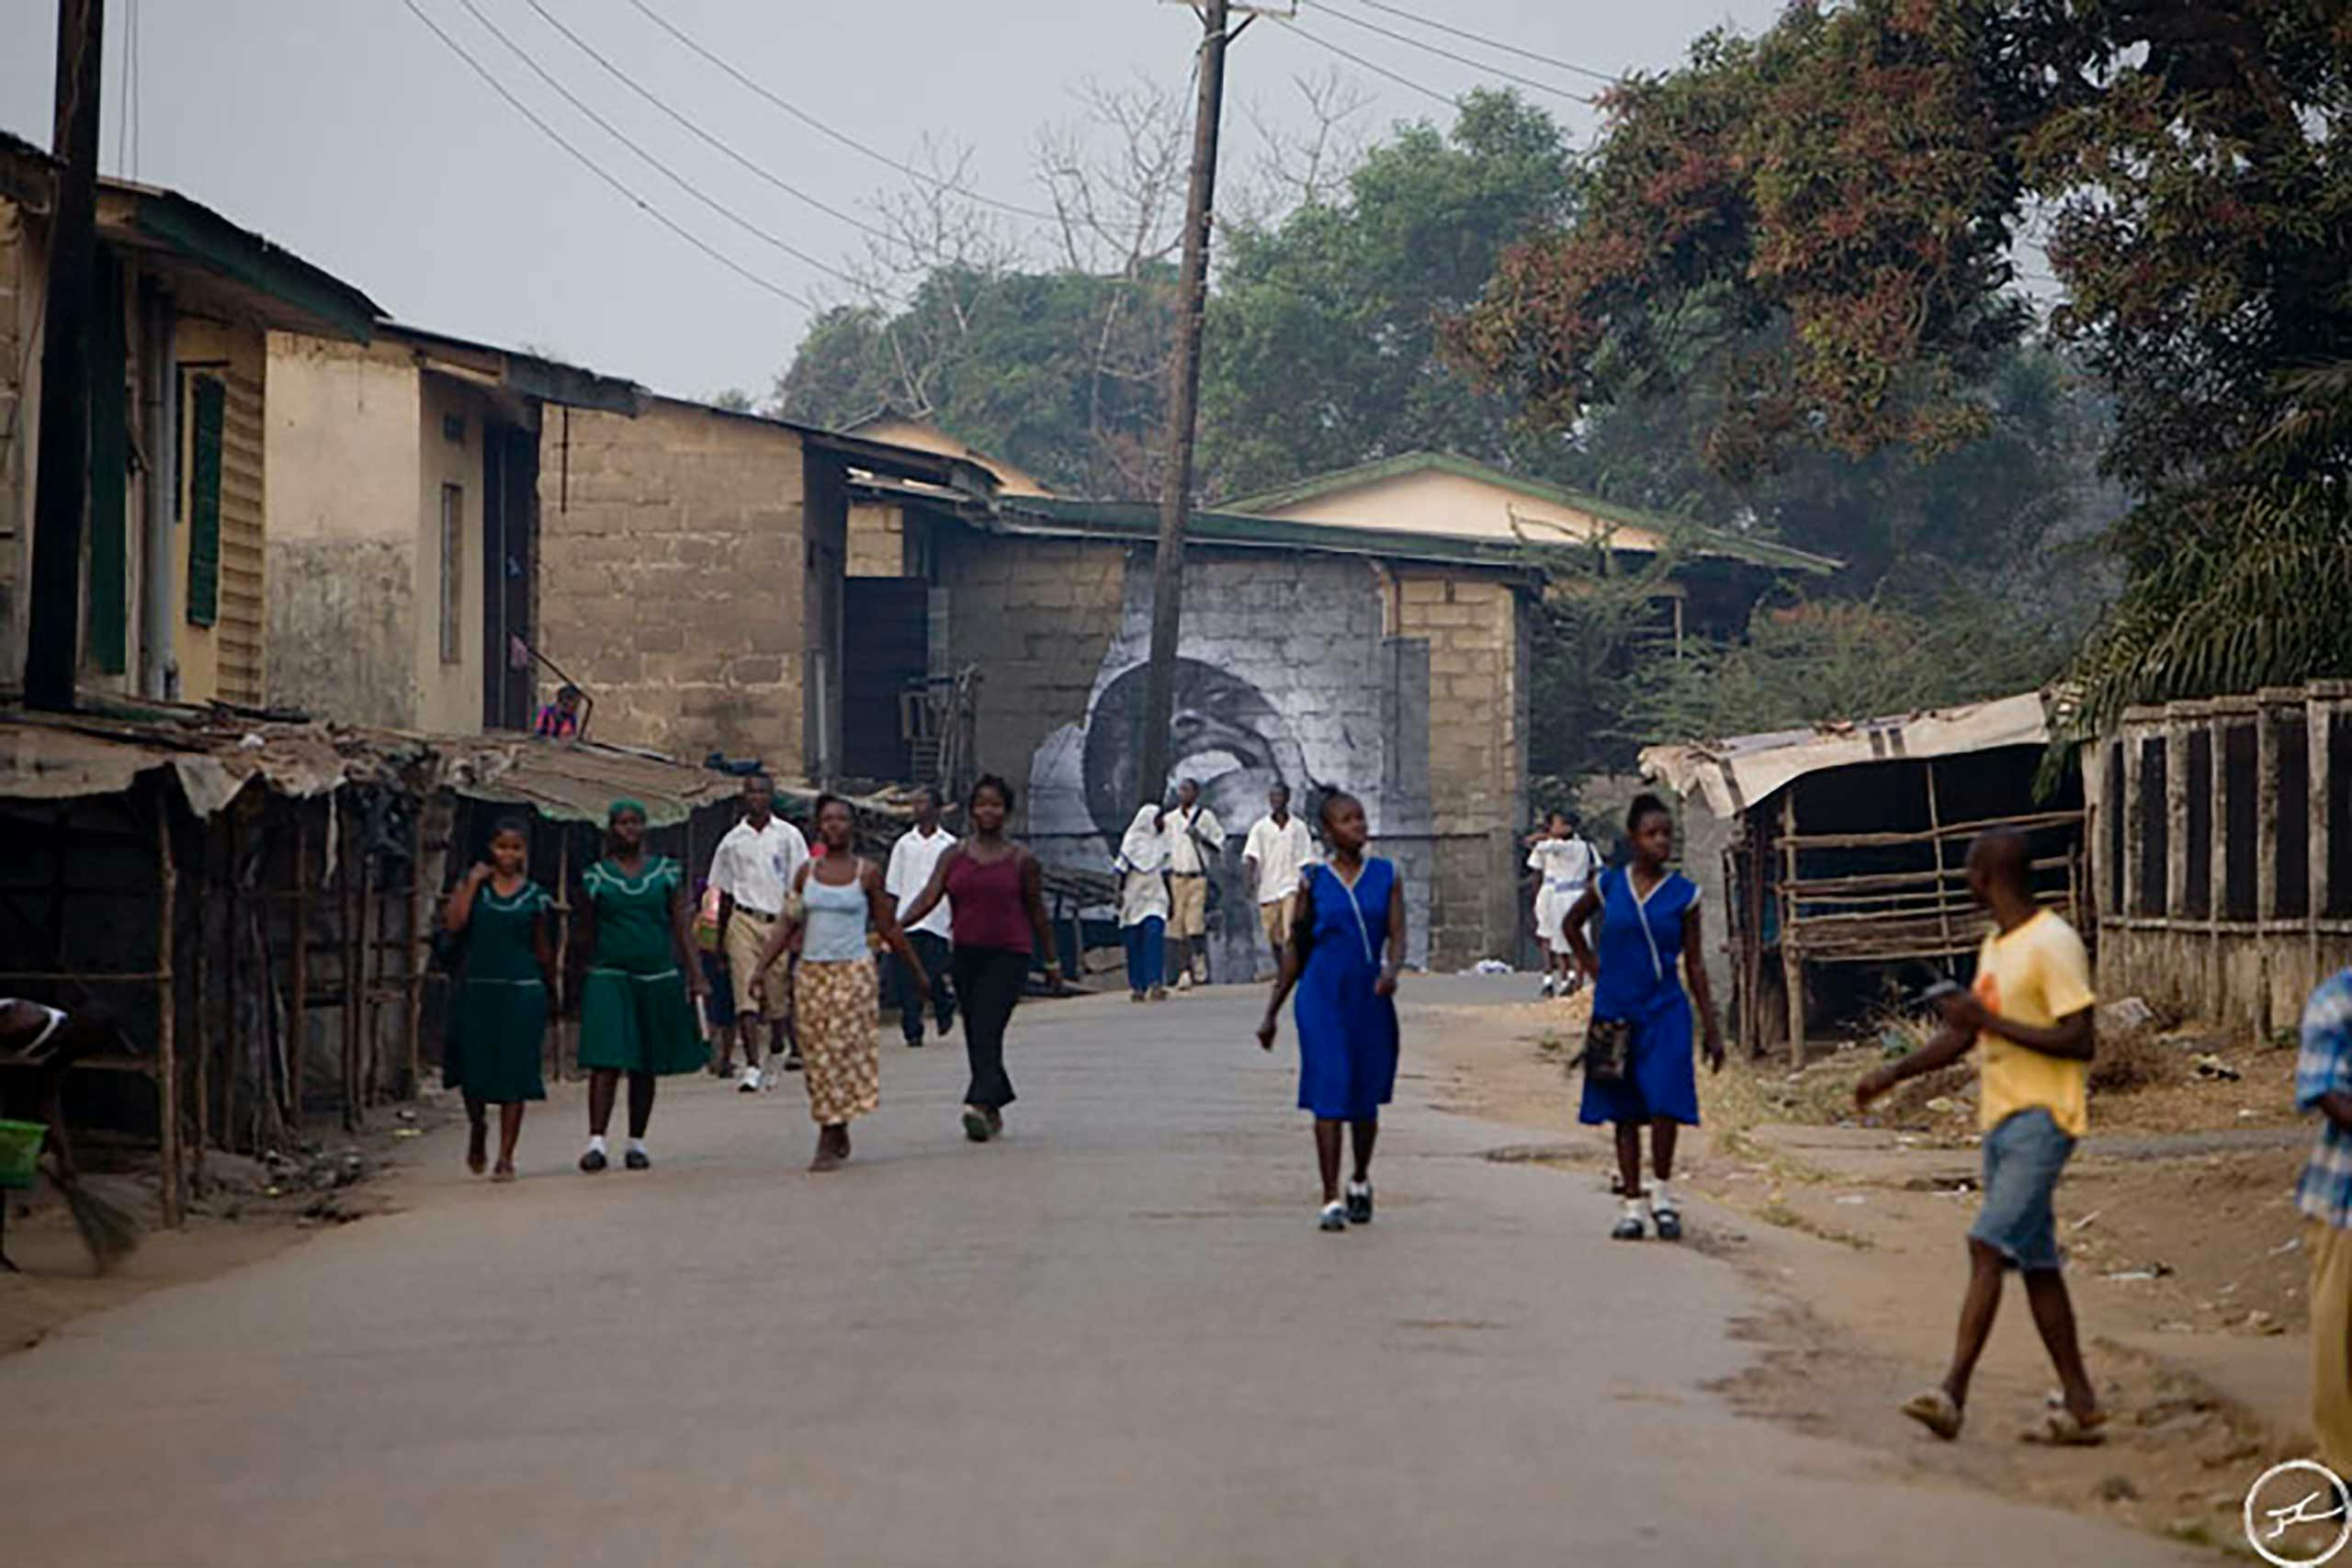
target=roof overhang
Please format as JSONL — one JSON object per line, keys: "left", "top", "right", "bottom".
{"left": 1640, "top": 691, "right": 2053, "bottom": 818}
{"left": 379, "top": 321, "right": 650, "bottom": 416}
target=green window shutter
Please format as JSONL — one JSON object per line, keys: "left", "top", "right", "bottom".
{"left": 187, "top": 374, "right": 224, "bottom": 628}
{"left": 85, "top": 252, "right": 129, "bottom": 672}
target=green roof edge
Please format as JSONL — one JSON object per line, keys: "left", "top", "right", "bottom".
{"left": 1221, "top": 449, "right": 1839, "bottom": 575}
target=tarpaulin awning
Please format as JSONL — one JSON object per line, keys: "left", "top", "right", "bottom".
{"left": 1638, "top": 691, "right": 2052, "bottom": 819}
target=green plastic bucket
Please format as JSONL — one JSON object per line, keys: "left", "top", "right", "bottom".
{"left": 0, "top": 1119, "right": 45, "bottom": 1190}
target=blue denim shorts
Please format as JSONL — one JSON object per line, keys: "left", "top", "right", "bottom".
{"left": 1970, "top": 1107, "right": 2075, "bottom": 1271}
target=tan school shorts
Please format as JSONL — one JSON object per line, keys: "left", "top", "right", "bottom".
{"left": 1170, "top": 874, "right": 1209, "bottom": 938}
{"left": 1259, "top": 892, "right": 1298, "bottom": 947}
{"left": 724, "top": 908, "right": 784, "bottom": 1017}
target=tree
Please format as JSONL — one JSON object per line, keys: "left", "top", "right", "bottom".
{"left": 1199, "top": 90, "right": 1577, "bottom": 499}
{"left": 1450, "top": 0, "right": 2352, "bottom": 723}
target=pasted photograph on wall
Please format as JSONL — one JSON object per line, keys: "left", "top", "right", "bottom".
{"left": 1027, "top": 551, "right": 1434, "bottom": 981}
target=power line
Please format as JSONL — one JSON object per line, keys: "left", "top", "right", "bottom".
{"left": 622, "top": 0, "right": 1062, "bottom": 225}
{"left": 1304, "top": 1, "right": 1600, "bottom": 106}
{"left": 448, "top": 0, "right": 887, "bottom": 299}
{"left": 516, "top": 0, "right": 901, "bottom": 250}
{"left": 1275, "top": 15, "right": 1460, "bottom": 109}
{"left": 1330, "top": 0, "right": 1621, "bottom": 86}
{"left": 398, "top": 0, "right": 819, "bottom": 311}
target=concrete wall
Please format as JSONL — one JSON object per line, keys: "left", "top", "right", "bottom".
{"left": 536, "top": 399, "right": 808, "bottom": 774}
{"left": 266, "top": 334, "right": 422, "bottom": 728}
{"left": 2089, "top": 687, "right": 2352, "bottom": 1040}
{"left": 933, "top": 530, "right": 1534, "bottom": 975}
{"left": 1397, "top": 571, "right": 1530, "bottom": 973}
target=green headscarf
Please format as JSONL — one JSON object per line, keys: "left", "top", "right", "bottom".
{"left": 607, "top": 797, "right": 648, "bottom": 824}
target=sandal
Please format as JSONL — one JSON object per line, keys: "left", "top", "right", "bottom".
{"left": 1900, "top": 1388, "right": 1963, "bottom": 1441}
{"left": 2021, "top": 1408, "right": 2108, "bottom": 1447}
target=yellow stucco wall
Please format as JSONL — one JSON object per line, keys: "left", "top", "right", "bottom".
{"left": 414, "top": 371, "right": 495, "bottom": 735}
{"left": 1253, "top": 467, "right": 1663, "bottom": 551}
{"left": 265, "top": 333, "right": 424, "bottom": 727}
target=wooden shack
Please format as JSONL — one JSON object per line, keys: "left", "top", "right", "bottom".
{"left": 1641, "top": 693, "right": 2086, "bottom": 1062}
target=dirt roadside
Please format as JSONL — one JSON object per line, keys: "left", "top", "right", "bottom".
{"left": 0, "top": 1092, "right": 465, "bottom": 1357}
{"left": 1411, "top": 990, "right": 2315, "bottom": 1560}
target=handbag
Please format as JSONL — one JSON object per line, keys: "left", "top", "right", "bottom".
{"left": 1578, "top": 1015, "right": 1631, "bottom": 1085}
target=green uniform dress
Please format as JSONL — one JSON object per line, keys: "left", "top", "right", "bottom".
{"left": 577, "top": 855, "right": 707, "bottom": 1077}
{"left": 443, "top": 879, "right": 551, "bottom": 1104}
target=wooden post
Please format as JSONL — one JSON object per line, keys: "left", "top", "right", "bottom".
{"left": 1779, "top": 791, "right": 1805, "bottom": 1068}
{"left": 404, "top": 809, "right": 428, "bottom": 1098}
{"left": 340, "top": 813, "right": 362, "bottom": 1132}
{"left": 191, "top": 824, "right": 209, "bottom": 1195}
{"left": 1136, "top": 0, "right": 1236, "bottom": 802}
{"left": 289, "top": 812, "right": 310, "bottom": 1135}
{"left": 1922, "top": 761, "right": 1955, "bottom": 959}
{"left": 360, "top": 842, "right": 380, "bottom": 1107}
{"left": 154, "top": 796, "right": 182, "bottom": 1227}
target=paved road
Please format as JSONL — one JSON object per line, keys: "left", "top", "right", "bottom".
{"left": 6, "top": 978, "right": 2187, "bottom": 1566}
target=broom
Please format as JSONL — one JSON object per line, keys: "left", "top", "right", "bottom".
{"left": 54, "top": 1168, "right": 141, "bottom": 1274}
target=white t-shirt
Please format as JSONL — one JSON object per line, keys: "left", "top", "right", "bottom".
{"left": 1528, "top": 837, "right": 1599, "bottom": 897}
{"left": 1165, "top": 805, "right": 1225, "bottom": 875}
{"left": 1242, "top": 815, "right": 1317, "bottom": 904}
{"left": 708, "top": 816, "right": 809, "bottom": 918}
{"left": 886, "top": 825, "right": 958, "bottom": 940}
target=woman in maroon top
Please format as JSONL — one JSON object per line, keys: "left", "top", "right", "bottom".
{"left": 900, "top": 774, "right": 1060, "bottom": 1143}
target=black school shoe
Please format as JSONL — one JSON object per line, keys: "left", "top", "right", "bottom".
{"left": 1346, "top": 1180, "right": 1374, "bottom": 1225}
{"left": 579, "top": 1147, "right": 608, "bottom": 1174}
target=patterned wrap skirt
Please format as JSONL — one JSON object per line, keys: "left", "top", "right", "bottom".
{"left": 795, "top": 956, "right": 881, "bottom": 1126}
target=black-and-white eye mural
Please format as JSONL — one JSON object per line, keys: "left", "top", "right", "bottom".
{"left": 1028, "top": 552, "right": 1435, "bottom": 980}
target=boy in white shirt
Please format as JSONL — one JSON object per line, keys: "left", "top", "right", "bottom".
{"left": 884, "top": 787, "right": 958, "bottom": 1046}
{"left": 707, "top": 775, "right": 809, "bottom": 1089}
{"left": 1242, "top": 784, "right": 1317, "bottom": 977}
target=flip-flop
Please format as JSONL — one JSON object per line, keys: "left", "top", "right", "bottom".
{"left": 2020, "top": 1408, "right": 2108, "bottom": 1446}
{"left": 1901, "top": 1388, "right": 1964, "bottom": 1441}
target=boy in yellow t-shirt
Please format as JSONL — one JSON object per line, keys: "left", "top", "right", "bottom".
{"left": 1857, "top": 828, "right": 2105, "bottom": 1446}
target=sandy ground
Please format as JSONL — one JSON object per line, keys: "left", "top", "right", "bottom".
{"left": 1414, "top": 987, "right": 2315, "bottom": 1558}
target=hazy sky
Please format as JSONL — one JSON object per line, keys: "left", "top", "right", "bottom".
{"left": 2, "top": 0, "right": 1778, "bottom": 400}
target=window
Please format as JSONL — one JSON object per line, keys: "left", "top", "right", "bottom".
{"left": 2222, "top": 723, "right": 2257, "bottom": 920}
{"left": 2278, "top": 712, "right": 2311, "bottom": 919}
{"left": 439, "top": 483, "right": 463, "bottom": 664}
{"left": 2184, "top": 728, "right": 2212, "bottom": 919}
{"left": 186, "top": 374, "right": 225, "bottom": 627}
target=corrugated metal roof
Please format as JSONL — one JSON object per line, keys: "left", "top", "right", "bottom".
{"left": 1638, "top": 691, "right": 2052, "bottom": 818}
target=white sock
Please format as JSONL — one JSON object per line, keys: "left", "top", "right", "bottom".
{"left": 586, "top": 1134, "right": 607, "bottom": 1156}
{"left": 1652, "top": 1179, "right": 1675, "bottom": 1213}
{"left": 628, "top": 1136, "right": 648, "bottom": 1156}
{"left": 1622, "top": 1195, "right": 1648, "bottom": 1222}
{"left": 1348, "top": 1175, "right": 1371, "bottom": 1194}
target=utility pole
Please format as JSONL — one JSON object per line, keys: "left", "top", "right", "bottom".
{"left": 1136, "top": 0, "right": 1250, "bottom": 806}
{"left": 24, "top": 0, "right": 107, "bottom": 712}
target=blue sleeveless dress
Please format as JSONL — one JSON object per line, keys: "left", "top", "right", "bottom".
{"left": 1293, "top": 858, "right": 1400, "bottom": 1121}
{"left": 1577, "top": 865, "right": 1702, "bottom": 1127}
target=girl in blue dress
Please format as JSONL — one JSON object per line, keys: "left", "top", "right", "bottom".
{"left": 1561, "top": 794, "right": 1724, "bottom": 1242}
{"left": 1257, "top": 790, "right": 1404, "bottom": 1233}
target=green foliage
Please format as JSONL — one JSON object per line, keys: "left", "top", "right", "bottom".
{"left": 1454, "top": 0, "right": 2352, "bottom": 728}
{"left": 1199, "top": 91, "right": 1578, "bottom": 498}
{"left": 772, "top": 266, "right": 1176, "bottom": 495}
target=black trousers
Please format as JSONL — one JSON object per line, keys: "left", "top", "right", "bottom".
{"left": 951, "top": 945, "right": 1026, "bottom": 1110}
{"left": 896, "top": 930, "right": 956, "bottom": 1043}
